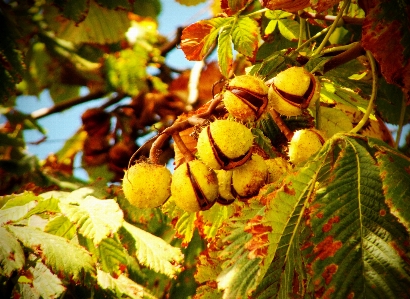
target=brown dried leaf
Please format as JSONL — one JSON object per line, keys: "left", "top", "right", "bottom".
{"left": 361, "top": 0, "right": 410, "bottom": 103}
{"left": 259, "top": 0, "right": 311, "bottom": 12}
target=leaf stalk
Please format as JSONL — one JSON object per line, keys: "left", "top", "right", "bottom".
{"left": 350, "top": 50, "right": 378, "bottom": 134}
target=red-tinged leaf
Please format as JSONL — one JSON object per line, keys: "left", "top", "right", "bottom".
{"left": 231, "top": 17, "right": 260, "bottom": 60}
{"left": 244, "top": 215, "right": 272, "bottom": 259}
{"left": 181, "top": 18, "right": 231, "bottom": 61}
{"left": 217, "top": 27, "right": 233, "bottom": 78}
{"left": 312, "top": 0, "right": 341, "bottom": 13}
{"left": 221, "top": 0, "right": 251, "bottom": 15}
{"left": 259, "top": 0, "right": 310, "bottom": 13}
{"left": 361, "top": 0, "right": 410, "bottom": 103}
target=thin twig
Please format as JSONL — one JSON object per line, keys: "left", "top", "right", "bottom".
{"left": 322, "top": 42, "right": 365, "bottom": 74}
{"left": 299, "top": 11, "right": 364, "bottom": 25}
{"left": 395, "top": 94, "right": 407, "bottom": 148}
{"left": 149, "top": 94, "right": 223, "bottom": 164}
{"left": 313, "top": 0, "right": 351, "bottom": 56}
{"left": 350, "top": 50, "right": 378, "bottom": 134}
{"left": 31, "top": 90, "right": 106, "bottom": 119}
{"left": 160, "top": 27, "right": 183, "bottom": 56}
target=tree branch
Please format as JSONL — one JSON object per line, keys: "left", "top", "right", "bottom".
{"left": 31, "top": 90, "right": 106, "bottom": 119}
{"left": 322, "top": 41, "right": 366, "bottom": 74}
{"left": 160, "top": 27, "right": 184, "bottom": 56}
{"left": 299, "top": 11, "right": 364, "bottom": 25}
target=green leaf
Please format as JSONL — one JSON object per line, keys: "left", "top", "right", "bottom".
{"left": 255, "top": 134, "right": 410, "bottom": 298}
{"left": 121, "top": 221, "right": 183, "bottom": 278}
{"left": 174, "top": 209, "right": 197, "bottom": 246}
{"left": 0, "top": 200, "right": 37, "bottom": 225}
{"left": 0, "top": 132, "right": 25, "bottom": 147}
{"left": 96, "top": 0, "right": 132, "bottom": 10}
{"left": 59, "top": 195, "right": 123, "bottom": 245}
{"left": 97, "top": 270, "right": 157, "bottom": 299}
{"left": 0, "top": 227, "right": 25, "bottom": 277}
{"left": 376, "top": 78, "right": 409, "bottom": 125}
{"left": 8, "top": 225, "right": 96, "bottom": 283}
{"left": 44, "top": 1, "right": 130, "bottom": 44}
{"left": 264, "top": 20, "right": 277, "bottom": 35}
{"left": 232, "top": 17, "right": 260, "bottom": 58}
{"left": 371, "top": 140, "right": 410, "bottom": 233}
{"left": 23, "top": 197, "right": 60, "bottom": 220}
{"left": 252, "top": 128, "right": 277, "bottom": 158}
{"left": 44, "top": 215, "right": 77, "bottom": 240}
{"left": 1, "top": 192, "right": 39, "bottom": 209}
{"left": 133, "top": 0, "right": 161, "bottom": 18}
{"left": 317, "top": 106, "right": 353, "bottom": 138}
{"left": 105, "top": 47, "right": 149, "bottom": 96}
{"left": 216, "top": 201, "right": 265, "bottom": 298}
{"left": 278, "top": 19, "right": 299, "bottom": 41}
{"left": 200, "top": 204, "right": 234, "bottom": 241}
{"left": 53, "top": 0, "right": 89, "bottom": 23}
{"left": 56, "top": 129, "right": 87, "bottom": 164}
{"left": 29, "top": 255, "right": 66, "bottom": 298}
{"left": 217, "top": 26, "right": 233, "bottom": 78}
{"left": 81, "top": 234, "right": 129, "bottom": 276}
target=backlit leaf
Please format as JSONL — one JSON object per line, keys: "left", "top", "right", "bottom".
{"left": 277, "top": 19, "right": 299, "bottom": 41}
{"left": 181, "top": 17, "right": 233, "bottom": 61}
{"left": 45, "top": 215, "right": 77, "bottom": 240}
{"left": 29, "top": 255, "right": 66, "bottom": 298}
{"left": 121, "top": 221, "right": 183, "bottom": 278}
{"left": 53, "top": 0, "right": 88, "bottom": 23}
{"left": 8, "top": 225, "right": 96, "bottom": 283}
{"left": 318, "top": 106, "right": 353, "bottom": 138}
{"left": 97, "top": 270, "right": 157, "bottom": 299}
{"left": 217, "top": 26, "right": 233, "bottom": 77}
{"left": 0, "top": 227, "right": 25, "bottom": 277}
{"left": 44, "top": 0, "right": 130, "bottom": 44}
{"left": 231, "top": 17, "right": 260, "bottom": 59}
{"left": 59, "top": 195, "right": 123, "bottom": 245}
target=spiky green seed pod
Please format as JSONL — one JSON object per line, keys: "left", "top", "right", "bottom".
{"left": 196, "top": 119, "right": 254, "bottom": 170}
{"left": 288, "top": 129, "right": 325, "bottom": 165}
{"left": 269, "top": 66, "right": 320, "bottom": 116}
{"left": 223, "top": 75, "right": 269, "bottom": 122}
{"left": 122, "top": 162, "right": 172, "bottom": 208}
{"left": 265, "top": 157, "right": 292, "bottom": 183}
{"left": 171, "top": 159, "right": 219, "bottom": 212}
{"left": 232, "top": 154, "right": 268, "bottom": 200}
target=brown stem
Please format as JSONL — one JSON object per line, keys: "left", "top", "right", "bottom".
{"left": 160, "top": 27, "right": 183, "bottom": 56}
{"left": 322, "top": 42, "right": 366, "bottom": 74}
{"left": 299, "top": 11, "right": 364, "bottom": 25}
{"left": 269, "top": 109, "right": 294, "bottom": 141}
{"left": 149, "top": 94, "right": 223, "bottom": 164}
{"left": 31, "top": 90, "right": 106, "bottom": 119}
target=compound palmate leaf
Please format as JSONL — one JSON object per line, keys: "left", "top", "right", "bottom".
{"left": 254, "top": 133, "right": 410, "bottom": 298}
